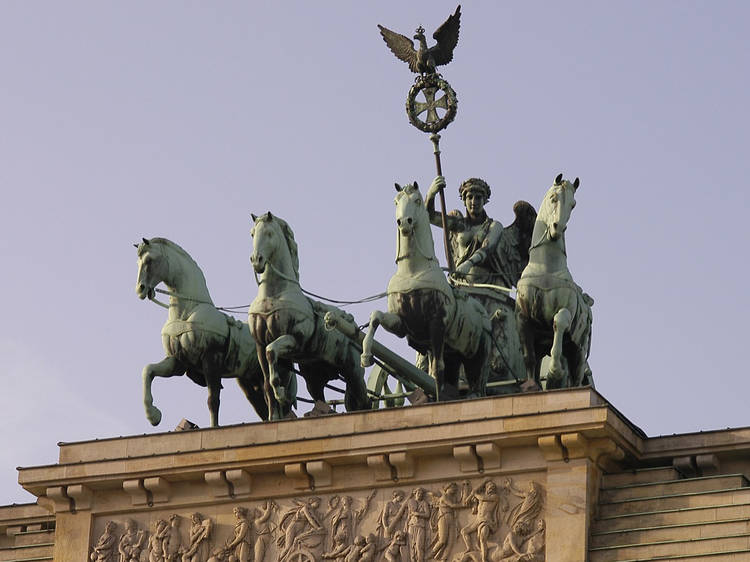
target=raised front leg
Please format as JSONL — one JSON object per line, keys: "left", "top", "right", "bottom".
{"left": 361, "top": 310, "right": 406, "bottom": 367}
{"left": 142, "top": 356, "right": 184, "bottom": 426}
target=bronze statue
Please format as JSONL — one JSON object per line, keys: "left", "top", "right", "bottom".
{"left": 515, "top": 174, "right": 594, "bottom": 390}
{"left": 135, "top": 237, "right": 276, "bottom": 426}
{"left": 249, "top": 213, "right": 370, "bottom": 419}
{"left": 426, "top": 176, "right": 536, "bottom": 386}
{"left": 378, "top": 6, "right": 461, "bottom": 76}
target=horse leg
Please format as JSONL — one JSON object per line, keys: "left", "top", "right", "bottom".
{"left": 342, "top": 346, "right": 369, "bottom": 412}
{"left": 254, "top": 340, "right": 277, "bottom": 421}
{"left": 515, "top": 310, "right": 540, "bottom": 391}
{"left": 550, "top": 308, "right": 572, "bottom": 386}
{"left": 205, "top": 375, "right": 222, "bottom": 427}
{"left": 361, "top": 310, "right": 406, "bottom": 367}
{"left": 265, "top": 334, "right": 298, "bottom": 405}
{"left": 142, "top": 356, "right": 184, "bottom": 426}
{"left": 462, "top": 335, "right": 490, "bottom": 398}
{"left": 235, "top": 374, "right": 269, "bottom": 422}
{"left": 428, "top": 316, "right": 446, "bottom": 401}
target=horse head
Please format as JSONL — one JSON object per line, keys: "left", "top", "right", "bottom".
{"left": 543, "top": 173, "right": 579, "bottom": 241}
{"left": 250, "top": 212, "right": 300, "bottom": 280}
{"left": 135, "top": 238, "right": 166, "bottom": 300}
{"left": 394, "top": 181, "right": 426, "bottom": 237}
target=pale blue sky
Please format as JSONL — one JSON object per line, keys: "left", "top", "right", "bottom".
{"left": 1, "top": 2, "right": 748, "bottom": 504}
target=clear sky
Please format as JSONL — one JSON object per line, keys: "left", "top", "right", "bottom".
{"left": 1, "top": 2, "right": 748, "bottom": 504}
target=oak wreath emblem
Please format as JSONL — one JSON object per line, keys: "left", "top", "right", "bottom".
{"left": 406, "top": 74, "right": 458, "bottom": 133}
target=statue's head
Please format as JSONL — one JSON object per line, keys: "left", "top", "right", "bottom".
{"left": 459, "top": 178, "right": 491, "bottom": 203}
{"left": 392, "top": 490, "right": 405, "bottom": 502}
{"left": 105, "top": 521, "right": 116, "bottom": 534}
{"left": 233, "top": 507, "right": 248, "bottom": 519}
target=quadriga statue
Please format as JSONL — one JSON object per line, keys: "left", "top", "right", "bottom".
{"left": 135, "top": 237, "right": 293, "bottom": 426}
{"left": 515, "top": 174, "right": 594, "bottom": 390}
{"left": 248, "top": 212, "right": 370, "bottom": 420}
{"left": 361, "top": 182, "right": 491, "bottom": 400}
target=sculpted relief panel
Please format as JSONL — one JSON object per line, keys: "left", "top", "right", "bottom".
{"left": 89, "top": 478, "right": 545, "bottom": 562}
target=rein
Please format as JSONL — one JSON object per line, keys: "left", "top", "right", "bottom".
{"left": 253, "top": 261, "right": 386, "bottom": 306}
{"left": 449, "top": 276, "right": 513, "bottom": 294}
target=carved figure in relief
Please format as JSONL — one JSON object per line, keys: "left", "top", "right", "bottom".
{"left": 277, "top": 496, "right": 326, "bottom": 561}
{"left": 325, "top": 491, "right": 376, "bottom": 549}
{"left": 384, "top": 531, "right": 406, "bottom": 562}
{"left": 322, "top": 526, "right": 351, "bottom": 561}
{"left": 496, "top": 519, "right": 544, "bottom": 562}
{"left": 148, "top": 519, "right": 169, "bottom": 562}
{"left": 118, "top": 519, "right": 146, "bottom": 562}
{"left": 250, "top": 500, "right": 278, "bottom": 562}
{"left": 183, "top": 513, "right": 212, "bottom": 562}
{"left": 430, "top": 482, "right": 463, "bottom": 560}
{"left": 391, "top": 487, "right": 431, "bottom": 562}
{"left": 377, "top": 490, "right": 406, "bottom": 547}
{"left": 460, "top": 480, "right": 504, "bottom": 562}
{"left": 346, "top": 536, "right": 366, "bottom": 562}
{"left": 91, "top": 521, "right": 118, "bottom": 562}
{"left": 521, "top": 520, "right": 545, "bottom": 561}
{"left": 222, "top": 507, "right": 252, "bottom": 562}
{"left": 163, "top": 514, "right": 183, "bottom": 562}
{"left": 505, "top": 481, "right": 543, "bottom": 531}
{"left": 359, "top": 534, "right": 377, "bottom": 562}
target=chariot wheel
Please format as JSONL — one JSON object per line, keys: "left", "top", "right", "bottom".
{"left": 367, "top": 365, "right": 409, "bottom": 408}
{"left": 287, "top": 550, "right": 315, "bottom": 562}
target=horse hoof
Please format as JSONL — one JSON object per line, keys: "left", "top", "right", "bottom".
{"left": 146, "top": 406, "right": 162, "bottom": 426}
{"left": 520, "top": 380, "right": 541, "bottom": 393}
{"left": 361, "top": 353, "right": 374, "bottom": 368}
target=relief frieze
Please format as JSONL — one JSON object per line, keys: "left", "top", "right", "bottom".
{"left": 89, "top": 478, "right": 545, "bottom": 562}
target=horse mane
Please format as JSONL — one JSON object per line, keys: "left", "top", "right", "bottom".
{"left": 258, "top": 213, "right": 300, "bottom": 281}
{"left": 142, "top": 237, "right": 198, "bottom": 266}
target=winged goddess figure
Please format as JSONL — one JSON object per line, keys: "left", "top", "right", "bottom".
{"left": 378, "top": 5, "right": 461, "bottom": 76}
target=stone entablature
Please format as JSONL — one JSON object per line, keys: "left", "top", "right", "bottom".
{"left": 21, "top": 388, "right": 750, "bottom": 560}
{"left": 15, "top": 389, "right": 632, "bottom": 561}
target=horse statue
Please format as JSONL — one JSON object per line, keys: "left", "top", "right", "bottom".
{"left": 135, "top": 237, "right": 291, "bottom": 426}
{"left": 248, "top": 212, "right": 370, "bottom": 420}
{"left": 515, "top": 174, "right": 594, "bottom": 390}
{"left": 361, "top": 182, "right": 491, "bottom": 400}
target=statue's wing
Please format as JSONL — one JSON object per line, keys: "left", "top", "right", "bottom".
{"left": 378, "top": 25, "right": 419, "bottom": 72}
{"left": 497, "top": 200, "right": 537, "bottom": 287}
{"left": 430, "top": 5, "right": 461, "bottom": 66}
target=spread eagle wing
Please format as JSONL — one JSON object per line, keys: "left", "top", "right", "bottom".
{"left": 377, "top": 25, "right": 419, "bottom": 73}
{"left": 496, "top": 200, "right": 537, "bottom": 288}
{"left": 430, "top": 5, "right": 461, "bottom": 67}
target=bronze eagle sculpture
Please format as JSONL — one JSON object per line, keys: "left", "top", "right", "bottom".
{"left": 378, "top": 5, "right": 461, "bottom": 76}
